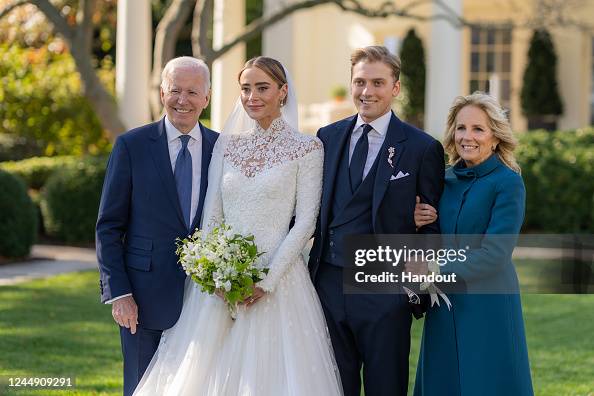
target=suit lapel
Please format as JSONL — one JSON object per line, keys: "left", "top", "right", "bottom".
{"left": 372, "top": 113, "right": 407, "bottom": 228}
{"left": 320, "top": 116, "right": 357, "bottom": 233}
{"left": 189, "top": 123, "right": 216, "bottom": 231}
{"left": 149, "top": 118, "right": 186, "bottom": 229}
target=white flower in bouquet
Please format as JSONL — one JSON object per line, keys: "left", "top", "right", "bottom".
{"left": 175, "top": 222, "right": 267, "bottom": 317}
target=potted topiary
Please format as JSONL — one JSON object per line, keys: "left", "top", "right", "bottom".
{"left": 331, "top": 85, "right": 347, "bottom": 102}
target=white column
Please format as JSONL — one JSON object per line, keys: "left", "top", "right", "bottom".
{"left": 116, "top": 0, "right": 151, "bottom": 129}
{"left": 211, "top": 0, "right": 245, "bottom": 131}
{"left": 425, "top": 0, "right": 463, "bottom": 138}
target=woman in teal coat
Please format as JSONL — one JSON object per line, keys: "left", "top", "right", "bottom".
{"left": 412, "top": 93, "right": 533, "bottom": 396}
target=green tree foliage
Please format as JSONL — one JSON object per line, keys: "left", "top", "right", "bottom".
{"left": 0, "top": 169, "right": 36, "bottom": 258}
{"left": 520, "top": 29, "right": 563, "bottom": 118}
{"left": 0, "top": 44, "right": 112, "bottom": 158}
{"left": 399, "top": 28, "right": 426, "bottom": 128}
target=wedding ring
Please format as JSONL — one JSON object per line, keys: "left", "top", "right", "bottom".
{"left": 249, "top": 298, "right": 255, "bottom": 304}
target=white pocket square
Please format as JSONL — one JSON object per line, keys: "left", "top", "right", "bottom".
{"left": 391, "top": 171, "right": 410, "bottom": 181}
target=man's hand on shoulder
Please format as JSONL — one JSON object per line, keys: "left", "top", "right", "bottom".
{"left": 112, "top": 295, "right": 139, "bottom": 334}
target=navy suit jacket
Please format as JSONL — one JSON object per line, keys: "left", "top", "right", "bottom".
{"left": 308, "top": 112, "right": 445, "bottom": 279}
{"left": 96, "top": 118, "right": 218, "bottom": 330}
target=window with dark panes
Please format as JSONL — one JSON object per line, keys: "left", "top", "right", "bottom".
{"left": 469, "top": 26, "right": 513, "bottom": 113}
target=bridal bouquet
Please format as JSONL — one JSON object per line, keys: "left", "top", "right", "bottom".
{"left": 175, "top": 222, "right": 267, "bottom": 317}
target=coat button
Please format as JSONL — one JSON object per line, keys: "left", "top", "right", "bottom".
{"left": 329, "top": 230, "right": 335, "bottom": 235}
{"left": 330, "top": 241, "right": 335, "bottom": 247}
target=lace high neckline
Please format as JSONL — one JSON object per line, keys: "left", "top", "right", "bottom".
{"left": 224, "top": 117, "right": 320, "bottom": 178}
{"left": 254, "top": 117, "right": 288, "bottom": 135}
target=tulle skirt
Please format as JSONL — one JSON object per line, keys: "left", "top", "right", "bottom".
{"left": 133, "top": 259, "right": 342, "bottom": 396}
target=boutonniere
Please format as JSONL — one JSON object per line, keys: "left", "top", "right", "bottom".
{"left": 387, "top": 146, "right": 395, "bottom": 168}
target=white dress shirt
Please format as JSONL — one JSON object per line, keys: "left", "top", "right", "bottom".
{"left": 106, "top": 117, "right": 203, "bottom": 305}
{"left": 164, "top": 116, "right": 203, "bottom": 227}
{"left": 349, "top": 110, "right": 392, "bottom": 179}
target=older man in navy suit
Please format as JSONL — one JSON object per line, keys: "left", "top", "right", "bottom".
{"left": 309, "top": 46, "right": 445, "bottom": 396}
{"left": 96, "top": 57, "right": 218, "bottom": 396}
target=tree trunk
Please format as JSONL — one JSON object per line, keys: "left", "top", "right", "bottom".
{"left": 192, "top": 0, "right": 214, "bottom": 66}
{"left": 70, "top": 44, "right": 128, "bottom": 139}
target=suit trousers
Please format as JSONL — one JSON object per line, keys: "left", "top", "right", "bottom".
{"left": 119, "top": 326, "right": 162, "bottom": 396}
{"left": 315, "top": 262, "right": 412, "bottom": 396}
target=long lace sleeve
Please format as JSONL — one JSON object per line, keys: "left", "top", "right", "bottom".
{"left": 257, "top": 142, "right": 324, "bottom": 293}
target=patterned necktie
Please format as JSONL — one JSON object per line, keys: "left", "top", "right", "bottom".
{"left": 349, "top": 124, "right": 373, "bottom": 192}
{"left": 174, "top": 134, "right": 192, "bottom": 228}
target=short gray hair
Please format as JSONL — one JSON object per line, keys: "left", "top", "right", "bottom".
{"left": 161, "top": 56, "right": 210, "bottom": 92}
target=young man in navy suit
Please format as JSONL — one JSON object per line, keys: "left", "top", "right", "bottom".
{"left": 309, "top": 46, "right": 445, "bottom": 396}
{"left": 96, "top": 57, "right": 218, "bottom": 396}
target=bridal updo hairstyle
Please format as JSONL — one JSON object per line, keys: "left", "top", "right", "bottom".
{"left": 238, "top": 56, "right": 288, "bottom": 105}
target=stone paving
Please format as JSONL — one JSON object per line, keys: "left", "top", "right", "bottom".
{"left": 0, "top": 245, "right": 97, "bottom": 286}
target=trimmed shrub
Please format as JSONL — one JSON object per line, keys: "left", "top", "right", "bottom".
{"left": 0, "top": 156, "right": 80, "bottom": 190}
{"left": 0, "top": 133, "right": 43, "bottom": 162}
{"left": 40, "top": 159, "right": 106, "bottom": 244}
{"left": 0, "top": 169, "right": 37, "bottom": 258}
{"left": 517, "top": 128, "right": 594, "bottom": 233}
{"left": 520, "top": 29, "right": 563, "bottom": 130}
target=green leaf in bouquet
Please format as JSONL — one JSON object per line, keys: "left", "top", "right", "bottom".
{"left": 226, "top": 290, "right": 241, "bottom": 305}
{"left": 235, "top": 260, "right": 248, "bottom": 272}
{"left": 246, "top": 244, "right": 257, "bottom": 256}
{"left": 241, "top": 276, "right": 254, "bottom": 287}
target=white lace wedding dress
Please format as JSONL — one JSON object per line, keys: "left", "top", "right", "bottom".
{"left": 133, "top": 117, "right": 342, "bottom": 396}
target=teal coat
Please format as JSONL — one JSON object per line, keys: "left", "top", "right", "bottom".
{"left": 414, "top": 155, "right": 533, "bottom": 396}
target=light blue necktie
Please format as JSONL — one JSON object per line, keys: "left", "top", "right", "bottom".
{"left": 174, "top": 135, "right": 192, "bottom": 228}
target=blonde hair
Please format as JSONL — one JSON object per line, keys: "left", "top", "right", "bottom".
{"left": 443, "top": 92, "right": 521, "bottom": 173}
{"left": 350, "top": 45, "right": 401, "bottom": 82}
{"left": 238, "top": 56, "right": 287, "bottom": 87}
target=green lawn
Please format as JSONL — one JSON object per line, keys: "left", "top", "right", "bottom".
{"left": 1, "top": 270, "right": 593, "bottom": 395}
{"left": 0, "top": 271, "right": 120, "bottom": 395}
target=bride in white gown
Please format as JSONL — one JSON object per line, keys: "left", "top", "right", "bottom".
{"left": 133, "top": 57, "right": 343, "bottom": 396}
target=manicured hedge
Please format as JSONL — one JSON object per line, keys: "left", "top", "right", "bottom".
{"left": 0, "top": 170, "right": 37, "bottom": 257}
{"left": 40, "top": 159, "right": 106, "bottom": 244}
{"left": 517, "top": 127, "right": 594, "bottom": 233}
{"left": 0, "top": 156, "right": 80, "bottom": 190}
